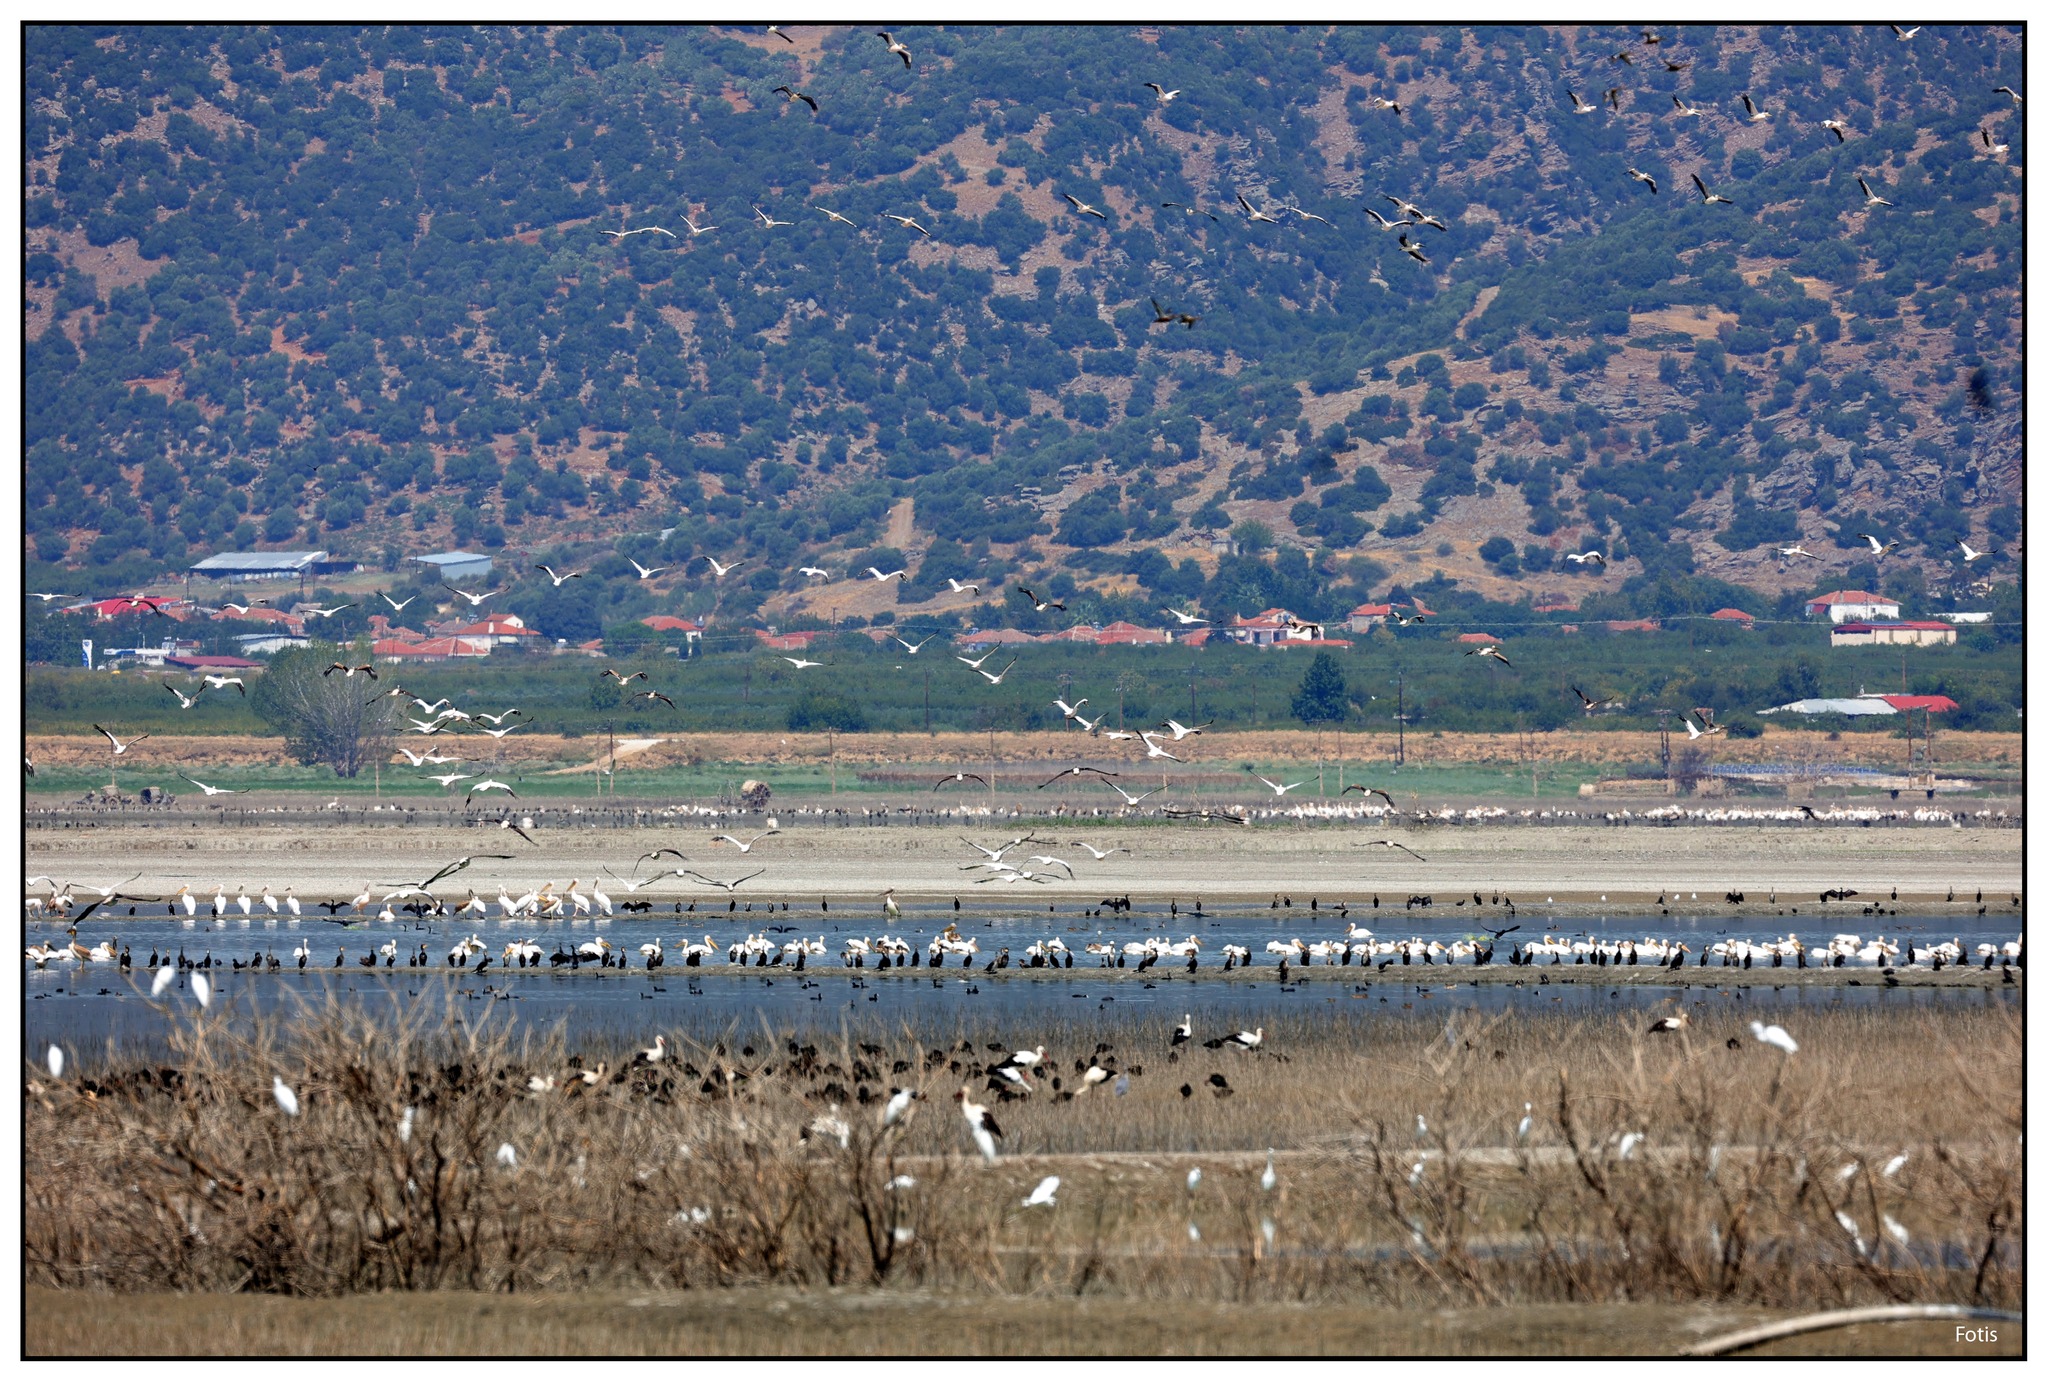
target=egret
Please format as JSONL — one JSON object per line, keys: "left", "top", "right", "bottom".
{"left": 1022, "top": 1175, "right": 1060, "bottom": 1207}
{"left": 273, "top": 1076, "right": 300, "bottom": 1117}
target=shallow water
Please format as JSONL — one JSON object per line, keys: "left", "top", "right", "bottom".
{"left": 25, "top": 904, "right": 2018, "bottom": 1055}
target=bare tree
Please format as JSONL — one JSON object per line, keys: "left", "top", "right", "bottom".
{"left": 249, "top": 642, "right": 399, "bottom": 778}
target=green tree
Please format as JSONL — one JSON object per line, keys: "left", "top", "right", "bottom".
{"left": 1290, "top": 650, "right": 1349, "bottom": 725}
{"left": 247, "top": 642, "right": 397, "bottom": 777}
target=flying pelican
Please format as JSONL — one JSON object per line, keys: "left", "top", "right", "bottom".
{"left": 883, "top": 213, "right": 931, "bottom": 238}
{"left": 1564, "top": 550, "right": 1607, "bottom": 567}
{"left": 1160, "top": 200, "right": 1220, "bottom": 221}
{"left": 959, "top": 1086, "right": 1001, "bottom": 1161}
{"left": 1236, "top": 192, "right": 1283, "bottom": 224}
{"left": 1959, "top": 541, "right": 1988, "bottom": 563}
{"left": 27, "top": 591, "right": 74, "bottom": 602}
{"left": 1993, "top": 85, "right": 2022, "bottom": 104}
{"left": 877, "top": 31, "right": 913, "bottom": 67}
{"left": 178, "top": 773, "right": 238, "bottom": 797}
{"left": 1342, "top": 785, "right": 1398, "bottom": 808}
{"left": 202, "top": 674, "right": 246, "bottom": 694}
{"left": 1062, "top": 192, "right": 1109, "bottom": 219}
{"left": 535, "top": 564, "right": 583, "bottom": 586}
{"left": 1161, "top": 607, "right": 1207, "bottom": 625}
{"left": 1821, "top": 118, "right": 1849, "bottom": 143}
{"left": 1398, "top": 233, "right": 1430, "bottom": 264}
{"left": 1606, "top": 87, "right": 1624, "bottom": 112}
{"left": 1015, "top": 587, "right": 1065, "bottom": 612}
{"left": 1855, "top": 176, "right": 1893, "bottom": 208}
{"left": 771, "top": 85, "right": 818, "bottom": 112}
{"left": 1572, "top": 687, "right": 1621, "bottom": 713}
{"left": 1889, "top": 24, "right": 1918, "bottom": 40}
{"left": 94, "top": 725, "right": 150, "bottom": 756}
{"left": 1107, "top": 782, "right": 1160, "bottom": 805}
{"left": 682, "top": 216, "right": 716, "bottom": 236}
{"left": 1155, "top": 719, "right": 1209, "bottom": 741}
{"left": 1855, "top": 532, "right": 1900, "bottom": 558}
{"left": 602, "top": 226, "right": 675, "bottom": 240}
{"left": 1138, "top": 733, "right": 1183, "bottom": 762}
{"left": 957, "top": 649, "right": 998, "bottom": 670}
{"left": 1626, "top": 167, "right": 1659, "bottom": 194}
{"left": 630, "top": 690, "right": 677, "bottom": 709}
{"left": 866, "top": 566, "right": 907, "bottom": 581}
{"left": 934, "top": 771, "right": 989, "bottom": 790}
{"left": 1740, "top": 93, "right": 1772, "bottom": 123}
{"left": 163, "top": 682, "right": 204, "bottom": 709}
{"left": 1249, "top": 771, "right": 1307, "bottom": 797}
{"left": 945, "top": 577, "right": 982, "bottom": 594}
{"left": 1980, "top": 128, "right": 2010, "bottom": 155}
{"left": 467, "top": 780, "right": 517, "bottom": 803}
{"left": 753, "top": 205, "right": 795, "bottom": 229}
{"left": 1690, "top": 173, "right": 1734, "bottom": 206}
{"left": 301, "top": 603, "right": 358, "bottom": 619}
{"left": 443, "top": 584, "right": 499, "bottom": 607}
{"left": 1150, "top": 298, "right": 1198, "bottom": 328}
{"left": 599, "top": 667, "right": 648, "bottom": 685}
{"left": 976, "top": 659, "right": 1019, "bottom": 686}
{"left": 1144, "top": 82, "right": 1180, "bottom": 103}
{"left": 1364, "top": 208, "right": 1413, "bottom": 233}
{"left": 323, "top": 662, "right": 378, "bottom": 679}
{"left": 1363, "top": 839, "right": 1426, "bottom": 861}
{"left": 782, "top": 656, "right": 823, "bottom": 669}
{"left": 1464, "top": 645, "right": 1512, "bottom": 668}
{"left": 686, "top": 869, "right": 765, "bottom": 894}
{"left": 1777, "top": 544, "right": 1814, "bottom": 559}
{"left": 712, "top": 825, "right": 781, "bottom": 853}
{"left": 1672, "top": 95, "right": 1704, "bottom": 117}
{"left": 1567, "top": 88, "right": 1596, "bottom": 115}
{"left": 1681, "top": 716, "right": 1725, "bottom": 741}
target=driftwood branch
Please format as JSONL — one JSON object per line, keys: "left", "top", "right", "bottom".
{"left": 1684, "top": 1304, "right": 2021, "bottom": 1356}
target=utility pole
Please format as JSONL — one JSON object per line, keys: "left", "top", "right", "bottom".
{"left": 1115, "top": 670, "right": 1135, "bottom": 731}
{"left": 924, "top": 665, "right": 932, "bottom": 735}
{"left": 829, "top": 728, "right": 836, "bottom": 796}
{"left": 1056, "top": 670, "right": 1075, "bottom": 730}
{"left": 607, "top": 719, "right": 616, "bottom": 798}
{"left": 1394, "top": 670, "right": 1406, "bottom": 767}
{"left": 1187, "top": 661, "right": 1199, "bottom": 727}
{"left": 1655, "top": 708, "right": 1672, "bottom": 775}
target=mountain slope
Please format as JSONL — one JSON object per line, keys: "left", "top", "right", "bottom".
{"left": 24, "top": 23, "right": 2022, "bottom": 629}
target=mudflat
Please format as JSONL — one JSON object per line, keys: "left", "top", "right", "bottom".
{"left": 26, "top": 820, "right": 2023, "bottom": 908}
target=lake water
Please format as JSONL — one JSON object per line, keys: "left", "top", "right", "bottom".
{"left": 26, "top": 903, "right": 2018, "bottom": 1056}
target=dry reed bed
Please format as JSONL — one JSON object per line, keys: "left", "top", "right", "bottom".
{"left": 25, "top": 994, "right": 2020, "bottom": 1310}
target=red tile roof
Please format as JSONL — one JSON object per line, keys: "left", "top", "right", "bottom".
{"left": 1877, "top": 694, "right": 1960, "bottom": 713}
{"left": 641, "top": 615, "right": 703, "bottom": 632}
{"left": 1604, "top": 619, "right": 1660, "bottom": 632}
{"left": 1456, "top": 632, "right": 1501, "bottom": 643}
{"left": 1711, "top": 607, "right": 1755, "bottom": 621}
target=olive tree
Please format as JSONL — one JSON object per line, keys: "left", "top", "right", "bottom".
{"left": 249, "top": 642, "right": 400, "bottom": 778}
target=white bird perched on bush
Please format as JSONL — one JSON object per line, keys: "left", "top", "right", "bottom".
{"left": 152, "top": 965, "right": 176, "bottom": 998}
{"left": 191, "top": 973, "right": 211, "bottom": 1008}
{"left": 46, "top": 1045, "right": 64, "bottom": 1079}
{"left": 1022, "top": 1175, "right": 1060, "bottom": 1207}
{"left": 1261, "top": 1153, "right": 1277, "bottom": 1193}
{"left": 1749, "top": 1021, "right": 1798, "bottom": 1054}
{"left": 882, "top": 1087, "right": 915, "bottom": 1128}
{"left": 496, "top": 1142, "right": 518, "bottom": 1168}
{"left": 273, "top": 1076, "right": 300, "bottom": 1117}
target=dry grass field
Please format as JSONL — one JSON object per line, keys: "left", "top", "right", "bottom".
{"left": 25, "top": 988, "right": 2020, "bottom": 1356}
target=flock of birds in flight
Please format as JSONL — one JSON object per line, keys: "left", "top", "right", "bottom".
{"left": 576, "top": 23, "right": 2021, "bottom": 303}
